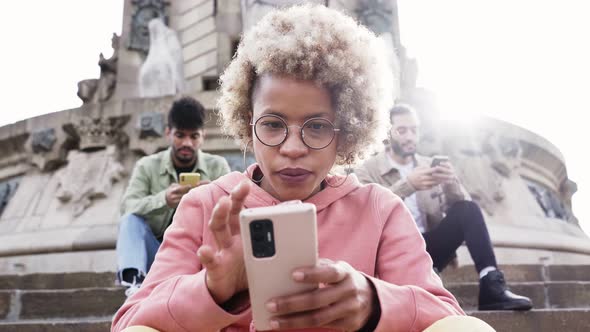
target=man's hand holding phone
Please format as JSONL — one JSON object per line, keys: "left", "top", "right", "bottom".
{"left": 197, "top": 180, "right": 251, "bottom": 305}
{"left": 166, "top": 175, "right": 211, "bottom": 208}
{"left": 165, "top": 183, "right": 192, "bottom": 208}
{"left": 407, "top": 166, "right": 439, "bottom": 191}
{"left": 431, "top": 156, "right": 457, "bottom": 185}
{"left": 264, "top": 259, "right": 377, "bottom": 331}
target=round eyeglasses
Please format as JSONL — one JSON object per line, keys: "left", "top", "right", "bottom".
{"left": 251, "top": 115, "right": 340, "bottom": 150}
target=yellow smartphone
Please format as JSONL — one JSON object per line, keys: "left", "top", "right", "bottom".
{"left": 179, "top": 172, "right": 200, "bottom": 187}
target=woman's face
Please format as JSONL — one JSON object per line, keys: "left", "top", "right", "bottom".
{"left": 251, "top": 74, "right": 338, "bottom": 201}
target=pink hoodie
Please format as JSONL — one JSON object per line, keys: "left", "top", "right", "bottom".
{"left": 112, "top": 167, "right": 464, "bottom": 332}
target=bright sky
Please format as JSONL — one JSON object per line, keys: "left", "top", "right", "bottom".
{"left": 0, "top": 1, "right": 588, "bottom": 235}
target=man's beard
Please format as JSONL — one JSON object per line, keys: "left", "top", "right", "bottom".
{"left": 390, "top": 140, "right": 415, "bottom": 158}
{"left": 174, "top": 147, "right": 195, "bottom": 164}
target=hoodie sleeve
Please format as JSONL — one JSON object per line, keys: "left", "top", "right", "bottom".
{"left": 367, "top": 190, "right": 465, "bottom": 332}
{"left": 111, "top": 187, "right": 251, "bottom": 332}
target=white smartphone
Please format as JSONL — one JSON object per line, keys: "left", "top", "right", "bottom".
{"left": 431, "top": 155, "right": 450, "bottom": 167}
{"left": 239, "top": 202, "right": 319, "bottom": 331}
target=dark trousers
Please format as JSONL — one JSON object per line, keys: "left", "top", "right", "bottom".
{"left": 422, "top": 200, "right": 497, "bottom": 273}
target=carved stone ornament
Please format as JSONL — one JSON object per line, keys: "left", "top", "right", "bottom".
{"left": 31, "top": 128, "right": 57, "bottom": 153}
{"left": 526, "top": 180, "right": 569, "bottom": 221}
{"left": 0, "top": 177, "right": 21, "bottom": 218}
{"left": 128, "top": 0, "right": 170, "bottom": 54}
{"left": 55, "top": 146, "right": 125, "bottom": 217}
{"left": 64, "top": 116, "right": 130, "bottom": 151}
{"left": 138, "top": 112, "right": 165, "bottom": 138}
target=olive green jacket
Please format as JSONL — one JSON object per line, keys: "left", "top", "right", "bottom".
{"left": 120, "top": 148, "right": 230, "bottom": 238}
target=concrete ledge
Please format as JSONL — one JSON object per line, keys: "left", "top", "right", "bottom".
{"left": 0, "top": 250, "right": 116, "bottom": 275}
{"left": 0, "top": 225, "right": 117, "bottom": 257}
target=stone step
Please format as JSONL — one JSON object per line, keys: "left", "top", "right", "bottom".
{"left": 0, "top": 318, "right": 111, "bottom": 332}
{"left": 440, "top": 264, "right": 590, "bottom": 283}
{"left": 0, "top": 288, "right": 125, "bottom": 321}
{"left": 0, "top": 272, "right": 116, "bottom": 290}
{"left": 446, "top": 281, "right": 590, "bottom": 311}
{"left": 470, "top": 308, "right": 590, "bottom": 332}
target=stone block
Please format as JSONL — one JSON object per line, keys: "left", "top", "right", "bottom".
{"left": 441, "top": 265, "right": 544, "bottom": 284}
{"left": 0, "top": 291, "right": 10, "bottom": 319}
{"left": 183, "top": 32, "right": 218, "bottom": 62}
{"left": 176, "top": 0, "right": 214, "bottom": 31}
{"left": 548, "top": 265, "right": 590, "bottom": 281}
{"left": 185, "top": 50, "right": 217, "bottom": 79}
{"left": 19, "top": 288, "right": 125, "bottom": 319}
{"left": 548, "top": 281, "right": 590, "bottom": 308}
{"left": 175, "top": 0, "right": 209, "bottom": 15}
{"left": 471, "top": 308, "right": 590, "bottom": 332}
{"left": 180, "top": 16, "right": 216, "bottom": 46}
{"left": 0, "top": 272, "right": 115, "bottom": 290}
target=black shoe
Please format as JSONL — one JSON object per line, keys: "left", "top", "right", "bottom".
{"left": 478, "top": 270, "right": 533, "bottom": 311}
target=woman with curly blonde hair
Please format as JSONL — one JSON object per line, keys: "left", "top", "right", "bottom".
{"left": 112, "top": 4, "right": 471, "bottom": 332}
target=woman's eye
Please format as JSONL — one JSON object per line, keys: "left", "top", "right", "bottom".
{"left": 261, "top": 121, "right": 284, "bottom": 129}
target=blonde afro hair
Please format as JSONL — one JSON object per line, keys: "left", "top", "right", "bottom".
{"left": 217, "top": 4, "right": 398, "bottom": 164}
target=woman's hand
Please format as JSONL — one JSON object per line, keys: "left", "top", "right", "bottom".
{"left": 197, "top": 180, "right": 251, "bottom": 305}
{"left": 266, "top": 259, "right": 378, "bottom": 331}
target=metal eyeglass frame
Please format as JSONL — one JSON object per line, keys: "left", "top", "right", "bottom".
{"left": 250, "top": 114, "right": 340, "bottom": 150}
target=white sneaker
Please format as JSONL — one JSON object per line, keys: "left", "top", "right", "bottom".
{"left": 121, "top": 277, "right": 142, "bottom": 297}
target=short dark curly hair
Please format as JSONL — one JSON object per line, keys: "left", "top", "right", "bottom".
{"left": 168, "top": 96, "right": 206, "bottom": 130}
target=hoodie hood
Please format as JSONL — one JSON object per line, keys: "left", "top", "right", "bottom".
{"left": 211, "top": 164, "right": 362, "bottom": 212}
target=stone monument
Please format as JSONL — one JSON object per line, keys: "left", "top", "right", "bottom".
{"left": 0, "top": 0, "right": 587, "bottom": 278}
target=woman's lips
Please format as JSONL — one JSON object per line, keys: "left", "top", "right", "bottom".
{"left": 276, "top": 168, "right": 312, "bottom": 183}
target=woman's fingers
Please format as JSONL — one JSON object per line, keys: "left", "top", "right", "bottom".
{"left": 209, "top": 197, "right": 232, "bottom": 249}
{"left": 228, "top": 181, "right": 251, "bottom": 233}
{"left": 268, "top": 280, "right": 347, "bottom": 315}
{"left": 197, "top": 245, "right": 217, "bottom": 269}
{"left": 230, "top": 181, "right": 251, "bottom": 214}
{"left": 270, "top": 293, "right": 363, "bottom": 331}
{"left": 293, "top": 260, "right": 348, "bottom": 285}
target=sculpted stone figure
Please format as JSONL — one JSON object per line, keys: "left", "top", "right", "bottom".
{"left": 77, "top": 33, "right": 120, "bottom": 104}
{"left": 138, "top": 19, "right": 185, "bottom": 98}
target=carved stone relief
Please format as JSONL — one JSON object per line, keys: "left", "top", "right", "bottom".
{"left": 128, "top": 0, "right": 170, "bottom": 54}
{"left": 126, "top": 98, "right": 174, "bottom": 156}
{"left": 0, "top": 133, "right": 28, "bottom": 164}
{"left": 446, "top": 131, "right": 545, "bottom": 222}
{"left": 139, "top": 112, "right": 165, "bottom": 138}
{"left": 526, "top": 180, "right": 570, "bottom": 221}
{"left": 55, "top": 146, "right": 125, "bottom": 217}
{"left": 27, "top": 127, "right": 76, "bottom": 172}
{"left": 63, "top": 116, "right": 130, "bottom": 151}
{"left": 0, "top": 177, "right": 21, "bottom": 218}
{"left": 31, "top": 129, "right": 57, "bottom": 153}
